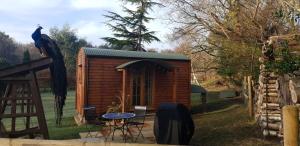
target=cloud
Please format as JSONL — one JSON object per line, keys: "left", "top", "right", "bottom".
{"left": 0, "top": 0, "right": 64, "bottom": 14}
{"left": 0, "top": 0, "right": 174, "bottom": 50}
{"left": 72, "top": 20, "right": 112, "bottom": 45}
{"left": 71, "top": 18, "right": 174, "bottom": 50}
{"left": 0, "top": 23, "right": 34, "bottom": 44}
{"left": 70, "top": 0, "right": 121, "bottom": 9}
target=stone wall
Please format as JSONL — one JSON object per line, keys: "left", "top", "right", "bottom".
{"left": 0, "top": 138, "right": 174, "bottom": 146}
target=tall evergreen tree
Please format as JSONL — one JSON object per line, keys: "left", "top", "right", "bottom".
{"left": 102, "top": 0, "right": 161, "bottom": 51}
{"left": 22, "top": 49, "right": 31, "bottom": 63}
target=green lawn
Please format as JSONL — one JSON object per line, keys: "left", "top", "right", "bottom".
{"left": 46, "top": 90, "right": 243, "bottom": 140}
{"left": 191, "top": 104, "right": 280, "bottom": 146}
{"left": 191, "top": 92, "right": 242, "bottom": 114}
{"left": 1, "top": 90, "right": 92, "bottom": 139}
{"left": 190, "top": 92, "right": 280, "bottom": 146}
{"left": 40, "top": 91, "right": 101, "bottom": 139}
{"left": 48, "top": 91, "right": 280, "bottom": 145}
{"left": 3, "top": 89, "right": 283, "bottom": 145}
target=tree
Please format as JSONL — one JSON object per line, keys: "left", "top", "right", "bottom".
{"left": 162, "top": 0, "right": 300, "bottom": 84}
{"left": 0, "top": 31, "right": 19, "bottom": 64}
{"left": 21, "top": 43, "right": 43, "bottom": 60}
{"left": 176, "top": 40, "right": 218, "bottom": 82}
{"left": 49, "top": 24, "right": 92, "bottom": 77}
{"left": 102, "top": 0, "right": 161, "bottom": 51}
{"left": 22, "top": 49, "right": 31, "bottom": 63}
{"left": 160, "top": 49, "right": 175, "bottom": 53}
{"left": 0, "top": 57, "right": 9, "bottom": 69}
{"left": 0, "top": 57, "right": 10, "bottom": 97}
{"left": 147, "top": 48, "right": 158, "bottom": 52}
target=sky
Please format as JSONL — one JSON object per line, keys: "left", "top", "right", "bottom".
{"left": 0, "top": 0, "right": 176, "bottom": 50}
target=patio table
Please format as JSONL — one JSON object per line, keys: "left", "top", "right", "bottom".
{"left": 102, "top": 112, "right": 135, "bottom": 141}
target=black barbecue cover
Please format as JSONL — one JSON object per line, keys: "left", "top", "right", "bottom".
{"left": 154, "top": 103, "right": 195, "bottom": 145}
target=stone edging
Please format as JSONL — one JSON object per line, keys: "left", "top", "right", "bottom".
{"left": 0, "top": 138, "right": 176, "bottom": 146}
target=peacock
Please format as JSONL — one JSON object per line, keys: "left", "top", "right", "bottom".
{"left": 31, "top": 26, "right": 67, "bottom": 126}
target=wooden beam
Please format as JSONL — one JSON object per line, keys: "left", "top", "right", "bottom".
{"left": 122, "top": 69, "right": 127, "bottom": 112}
{"left": 0, "top": 113, "right": 38, "bottom": 118}
{"left": 172, "top": 68, "right": 177, "bottom": 102}
{"left": 140, "top": 68, "right": 145, "bottom": 105}
{"left": 129, "top": 71, "right": 133, "bottom": 108}
{"left": 29, "top": 71, "right": 49, "bottom": 139}
{"left": 26, "top": 97, "right": 31, "bottom": 131}
{"left": 5, "top": 127, "right": 40, "bottom": 138}
{"left": 243, "top": 76, "right": 247, "bottom": 100}
{"left": 11, "top": 84, "right": 17, "bottom": 132}
{"left": 0, "top": 57, "right": 52, "bottom": 79}
{"left": 247, "top": 76, "right": 253, "bottom": 118}
{"left": 151, "top": 69, "right": 156, "bottom": 108}
{"left": 0, "top": 77, "right": 32, "bottom": 81}
{"left": 0, "top": 84, "right": 11, "bottom": 116}
{"left": 83, "top": 59, "right": 89, "bottom": 110}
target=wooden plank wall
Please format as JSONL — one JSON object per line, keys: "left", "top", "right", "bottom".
{"left": 171, "top": 61, "right": 191, "bottom": 108}
{"left": 153, "top": 61, "right": 191, "bottom": 109}
{"left": 87, "top": 58, "right": 131, "bottom": 114}
{"left": 75, "top": 56, "right": 191, "bottom": 115}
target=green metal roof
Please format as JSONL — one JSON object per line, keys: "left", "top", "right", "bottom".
{"left": 82, "top": 47, "right": 190, "bottom": 61}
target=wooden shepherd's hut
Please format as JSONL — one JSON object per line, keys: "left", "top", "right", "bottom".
{"left": 75, "top": 47, "right": 191, "bottom": 117}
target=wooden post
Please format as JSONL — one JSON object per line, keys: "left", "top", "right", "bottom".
{"left": 172, "top": 68, "right": 177, "bottom": 102}
{"left": 140, "top": 68, "right": 145, "bottom": 105}
{"left": 151, "top": 69, "right": 156, "bottom": 107}
{"left": 11, "top": 85, "right": 17, "bottom": 133}
{"left": 283, "top": 105, "right": 299, "bottom": 146}
{"left": 243, "top": 76, "right": 247, "bottom": 104}
{"left": 201, "top": 93, "right": 207, "bottom": 112}
{"left": 29, "top": 71, "right": 49, "bottom": 139}
{"left": 247, "top": 76, "right": 253, "bottom": 118}
{"left": 122, "top": 69, "right": 127, "bottom": 113}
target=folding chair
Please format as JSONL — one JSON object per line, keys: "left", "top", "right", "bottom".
{"left": 83, "top": 106, "right": 106, "bottom": 138}
{"left": 126, "top": 106, "right": 147, "bottom": 142}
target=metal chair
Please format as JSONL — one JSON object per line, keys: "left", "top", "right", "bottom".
{"left": 126, "top": 106, "right": 147, "bottom": 142}
{"left": 83, "top": 106, "right": 106, "bottom": 138}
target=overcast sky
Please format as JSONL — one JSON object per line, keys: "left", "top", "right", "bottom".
{"left": 0, "top": 0, "right": 176, "bottom": 50}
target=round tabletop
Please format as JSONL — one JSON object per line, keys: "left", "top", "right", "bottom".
{"left": 102, "top": 112, "right": 136, "bottom": 120}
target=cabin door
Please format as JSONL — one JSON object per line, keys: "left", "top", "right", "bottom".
{"left": 131, "top": 67, "right": 153, "bottom": 106}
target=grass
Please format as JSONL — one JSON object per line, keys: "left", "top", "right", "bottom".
{"left": 3, "top": 89, "right": 283, "bottom": 145}
{"left": 41, "top": 91, "right": 101, "bottom": 139}
{"left": 191, "top": 92, "right": 242, "bottom": 114}
{"left": 1, "top": 90, "right": 99, "bottom": 140}
{"left": 190, "top": 92, "right": 281, "bottom": 146}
